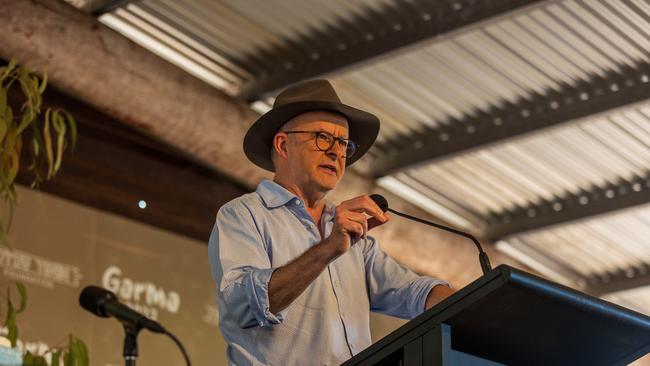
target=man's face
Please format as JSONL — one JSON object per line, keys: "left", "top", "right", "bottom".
{"left": 279, "top": 111, "right": 349, "bottom": 193}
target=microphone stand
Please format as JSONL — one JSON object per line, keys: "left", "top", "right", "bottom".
{"left": 123, "top": 323, "right": 142, "bottom": 366}
{"left": 122, "top": 321, "right": 192, "bottom": 366}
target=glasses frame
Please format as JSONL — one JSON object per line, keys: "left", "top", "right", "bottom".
{"left": 282, "top": 130, "right": 357, "bottom": 158}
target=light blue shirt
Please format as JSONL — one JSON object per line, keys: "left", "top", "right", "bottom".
{"left": 208, "top": 180, "right": 448, "bottom": 366}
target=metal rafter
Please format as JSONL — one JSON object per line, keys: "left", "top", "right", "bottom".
{"left": 485, "top": 171, "right": 650, "bottom": 240}
{"left": 63, "top": 0, "right": 141, "bottom": 15}
{"left": 239, "top": 0, "right": 543, "bottom": 100}
{"left": 91, "top": 0, "right": 141, "bottom": 15}
{"left": 370, "top": 61, "right": 650, "bottom": 177}
{"left": 586, "top": 263, "right": 650, "bottom": 297}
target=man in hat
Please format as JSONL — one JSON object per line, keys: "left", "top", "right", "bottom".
{"left": 208, "top": 80, "right": 453, "bottom": 365}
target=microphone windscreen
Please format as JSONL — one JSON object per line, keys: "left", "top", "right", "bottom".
{"left": 79, "top": 285, "right": 116, "bottom": 318}
{"left": 370, "top": 194, "right": 389, "bottom": 212}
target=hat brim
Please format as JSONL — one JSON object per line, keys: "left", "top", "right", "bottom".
{"left": 244, "top": 101, "right": 380, "bottom": 172}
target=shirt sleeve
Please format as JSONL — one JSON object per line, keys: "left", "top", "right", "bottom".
{"left": 208, "top": 201, "right": 287, "bottom": 329}
{"left": 362, "top": 236, "right": 450, "bottom": 319}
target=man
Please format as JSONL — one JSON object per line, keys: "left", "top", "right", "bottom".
{"left": 208, "top": 80, "right": 454, "bottom": 365}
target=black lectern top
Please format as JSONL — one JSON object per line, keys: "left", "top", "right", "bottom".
{"left": 344, "top": 265, "right": 650, "bottom": 366}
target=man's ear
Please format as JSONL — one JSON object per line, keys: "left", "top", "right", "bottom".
{"left": 273, "top": 133, "right": 289, "bottom": 159}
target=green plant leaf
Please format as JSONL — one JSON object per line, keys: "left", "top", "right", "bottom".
{"left": 23, "top": 351, "right": 34, "bottom": 365}
{"left": 32, "top": 132, "right": 41, "bottom": 157}
{"left": 26, "top": 354, "right": 49, "bottom": 366}
{"left": 0, "top": 215, "right": 10, "bottom": 249}
{"left": 15, "top": 282, "right": 27, "bottom": 313}
{"left": 0, "top": 86, "right": 7, "bottom": 122}
{"left": 17, "top": 106, "right": 35, "bottom": 134}
{"left": 38, "top": 70, "right": 48, "bottom": 94}
{"left": 42, "top": 108, "right": 54, "bottom": 178}
{"left": 63, "top": 350, "right": 74, "bottom": 366}
{"left": 52, "top": 111, "right": 66, "bottom": 175}
{"left": 69, "top": 335, "right": 89, "bottom": 366}
{"left": 17, "top": 72, "right": 39, "bottom": 134}
{"left": 1, "top": 104, "right": 13, "bottom": 144}
{"left": 51, "top": 351, "right": 62, "bottom": 366}
{"left": 4, "top": 296, "right": 17, "bottom": 347}
{"left": 28, "top": 123, "right": 45, "bottom": 188}
{"left": 33, "top": 81, "right": 42, "bottom": 115}
{"left": 51, "top": 350, "right": 62, "bottom": 366}
{"left": 64, "top": 111, "right": 77, "bottom": 150}
{"left": 4, "top": 142, "right": 20, "bottom": 193}
{"left": 0, "top": 59, "right": 17, "bottom": 83}
{"left": 6, "top": 186, "right": 15, "bottom": 230}
{"left": 18, "top": 73, "right": 34, "bottom": 116}
{"left": 5, "top": 140, "right": 20, "bottom": 189}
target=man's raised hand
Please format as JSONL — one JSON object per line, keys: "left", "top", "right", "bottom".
{"left": 324, "top": 195, "right": 390, "bottom": 256}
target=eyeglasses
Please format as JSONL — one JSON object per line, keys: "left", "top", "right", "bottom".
{"left": 283, "top": 130, "right": 357, "bottom": 158}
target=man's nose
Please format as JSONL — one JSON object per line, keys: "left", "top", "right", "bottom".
{"left": 326, "top": 142, "right": 346, "bottom": 159}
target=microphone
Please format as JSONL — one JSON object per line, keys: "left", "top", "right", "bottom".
{"left": 370, "top": 194, "right": 493, "bottom": 275}
{"left": 79, "top": 286, "right": 192, "bottom": 366}
{"left": 79, "top": 285, "right": 165, "bottom": 333}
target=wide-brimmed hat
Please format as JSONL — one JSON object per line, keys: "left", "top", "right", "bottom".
{"left": 243, "top": 79, "right": 380, "bottom": 172}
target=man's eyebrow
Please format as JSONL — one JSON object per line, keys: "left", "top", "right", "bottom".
{"left": 314, "top": 128, "right": 349, "bottom": 138}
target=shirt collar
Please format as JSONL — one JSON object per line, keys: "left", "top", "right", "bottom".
{"left": 256, "top": 179, "right": 297, "bottom": 208}
{"left": 256, "top": 180, "right": 337, "bottom": 220}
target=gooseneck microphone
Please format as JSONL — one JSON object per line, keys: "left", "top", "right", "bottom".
{"left": 79, "top": 286, "right": 191, "bottom": 366}
{"left": 370, "top": 194, "right": 493, "bottom": 275}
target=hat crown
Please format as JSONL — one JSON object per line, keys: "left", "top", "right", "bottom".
{"left": 273, "top": 80, "right": 341, "bottom": 108}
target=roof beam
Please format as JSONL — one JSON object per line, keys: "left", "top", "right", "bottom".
{"left": 370, "top": 61, "right": 650, "bottom": 177}
{"left": 586, "top": 263, "right": 650, "bottom": 297}
{"left": 239, "top": 0, "right": 544, "bottom": 100}
{"left": 63, "top": 0, "right": 141, "bottom": 15}
{"left": 91, "top": 0, "right": 141, "bottom": 16}
{"left": 484, "top": 171, "right": 650, "bottom": 240}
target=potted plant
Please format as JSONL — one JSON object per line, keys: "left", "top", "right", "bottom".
{"left": 0, "top": 59, "right": 88, "bottom": 365}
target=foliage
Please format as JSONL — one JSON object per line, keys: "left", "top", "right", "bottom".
{"left": 0, "top": 59, "right": 77, "bottom": 247}
{"left": 22, "top": 335, "right": 89, "bottom": 366}
{"left": 0, "top": 60, "right": 86, "bottom": 365}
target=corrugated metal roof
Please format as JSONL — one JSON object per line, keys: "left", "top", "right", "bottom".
{"left": 97, "top": 0, "right": 405, "bottom": 94}
{"left": 502, "top": 202, "right": 650, "bottom": 279}
{"left": 382, "top": 103, "right": 650, "bottom": 231}
{"left": 334, "top": 0, "right": 650, "bottom": 146}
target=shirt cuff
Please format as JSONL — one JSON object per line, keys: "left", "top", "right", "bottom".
{"left": 249, "top": 267, "right": 287, "bottom": 327}
{"left": 412, "top": 278, "right": 451, "bottom": 318}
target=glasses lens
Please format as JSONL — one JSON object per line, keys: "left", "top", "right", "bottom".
{"left": 315, "top": 132, "right": 334, "bottom": 150}
{"left": 345, "top": 140, "right": 357, "bottom": 157}
{"left": 314, "top": 132, "right": 356, "bottom": 157}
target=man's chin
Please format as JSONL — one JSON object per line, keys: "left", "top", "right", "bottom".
{"left": 316, "top": 175, "right": 340, "bottom": 191}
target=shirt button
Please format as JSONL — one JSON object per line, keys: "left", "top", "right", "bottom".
{"left": 295, "top": 199, "right": 301, "bottom": 205}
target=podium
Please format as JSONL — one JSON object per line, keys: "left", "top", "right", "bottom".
{"left": 343, "top": 265, "right": 650, "bottom": 366}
